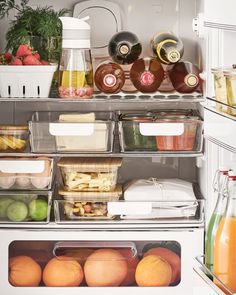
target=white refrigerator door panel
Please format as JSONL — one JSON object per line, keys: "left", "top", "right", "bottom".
{"left": 0, "top": 229, "right": 203, "bottom": 295}
{"left": 204, "top": 0, "right": 236, "bottom": 28}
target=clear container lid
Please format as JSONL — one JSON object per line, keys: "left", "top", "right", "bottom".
{"left": 0, "top": 125, "right": 28, "bottom": 131}
{"left": 119, "top": 112, "right": 154, "bottom": 121}
{"left": 59, "top": 185, "right": 122, "bottom": 201}
{"left": 58, "top": 157, "right": 122, "bottom": 169}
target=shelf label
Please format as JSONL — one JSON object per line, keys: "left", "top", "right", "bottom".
{"left": 49, "top": 123, "right": 95, "bottom": 136}
{"left": 0, "top": 160, "right": 45, "bottom": 173}
{"left": 108, "top": 202, "right": 152, "bottom": 215}
{"left": 139, "top": 123, "right": 184, "bottom": 136}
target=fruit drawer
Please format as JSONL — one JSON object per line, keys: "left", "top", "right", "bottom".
{"left": 0, "top": 157, "right": 53, "bottom": 190}
{"left": 0, "top": 191, "right": 52, "bottom": 224}
{"left": 29, "top": 111, "right": 115, "bottom": 153}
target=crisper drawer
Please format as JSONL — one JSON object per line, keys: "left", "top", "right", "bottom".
{"left": 0, "top": 229, "right": 204, "bottom": 295}
{"left": 29, "top": 111, "right": 115, "bottom": 153}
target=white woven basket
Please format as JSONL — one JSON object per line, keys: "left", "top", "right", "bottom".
{"left": 0, "top": 64, "right": 58, "bottom": 98}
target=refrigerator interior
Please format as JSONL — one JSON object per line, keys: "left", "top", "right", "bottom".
{"left": 2, "top": 0, "right": 236, "bottom": 294}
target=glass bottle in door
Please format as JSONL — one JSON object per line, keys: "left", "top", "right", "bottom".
{"left": 205, "top": 167, "right": 229, "bottom": 272}
{"left": 214, "top": 170, "right": 236, "bottom": 292}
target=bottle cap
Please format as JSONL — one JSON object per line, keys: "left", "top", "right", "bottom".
{"left": 59, "top": 16, "right": 91, "bottom": 49}
{"left": 219, "top": 166, "right": 230, "bottom": 172}
{"left": 228, "top": 170, "right": 236, "bottom": 180}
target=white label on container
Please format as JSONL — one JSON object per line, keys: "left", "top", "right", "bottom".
{"left": 139, "top": 123, "right": 184, "bottom": 136}
{"left": 107, "top": 202, "right": 152, "bottom": 215}
{"left": 49, "top": 123, "right": 95, "bottom": 136}
{"left": 0, "top": 160, "right": 45, "bottom": 173}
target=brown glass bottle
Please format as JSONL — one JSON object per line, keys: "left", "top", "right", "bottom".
{"left": 94, "top": 62, "right": 125, "bottom": 94}
{"left": 108, "top": 31, "right": 142, "bottom": 65}
{"left": 151, "top": 31, "right": 184, "bottom": 65}
{"left": 169, "top": 61, "right": 202, "bottom": 93}
{"left": 130, "top": 58, "right": 165, "bottom": 93}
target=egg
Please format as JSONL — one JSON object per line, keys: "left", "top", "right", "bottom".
{"left": 0, "top": 171, "right": 16, "bottom": 189}
{"left": 30, "top": 157, "right": 52, "bottom": 189}
{"left": 16, "top": 175, "right": 31, "bottom": 188}
{"left": 31, "top": 177, "right": 50, "bottom": 189}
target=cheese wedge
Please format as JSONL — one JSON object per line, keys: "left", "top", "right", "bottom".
{"left": 59, "top": 112, "right": 95, "bottom": 122}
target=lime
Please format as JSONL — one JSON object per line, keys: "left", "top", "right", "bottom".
{"left": 29, "top": 199, "right": 48, "bottom": 221}
{"left": 0, "top": 198, "right": 14, "bottom": 219}
{"left": 7, "top": 201, "right": 28, "bottom": 222}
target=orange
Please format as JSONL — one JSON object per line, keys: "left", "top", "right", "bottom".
{"left": 9, "top": 255, "right": 42, "bottom": 286}
{"left": 84, "top": 248, "right": 127, "bottom": 286}
{"left": 144, "top": 247, "right": 181, "bottom": 284}
{"left": 42, "top": 256, "right": 83, "bottom": 287}
{"left": 135, "top": 255, "right": 172, "bottom": 287}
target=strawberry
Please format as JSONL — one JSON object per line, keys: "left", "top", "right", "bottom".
{"left": 10, "top": 58, "right": 23, "bottom": 65}
{"left": 4, "top": 52, "right": 12, "bottom": 63}
{"left": 40, "top": 60, "right": 50, "bottom": 65}
{"left": 16, "top": 44, "right": 32, "bottom": 58}
{"left": 23, "top": 54, "right": 42, "bottom": 65}
{"left": 33, "top": 52, "right": 40, "bottom": 60}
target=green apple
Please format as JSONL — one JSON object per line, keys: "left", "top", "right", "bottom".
{"left": 29, "top": 199, "right": 48, "bottom": 221}
{"left": 7, "top": 201, "right": 28, "bottom": 222}
{"left": 0, "top": 198, "right": 14, "bottom": 219}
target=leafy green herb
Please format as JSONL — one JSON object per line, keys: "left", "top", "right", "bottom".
{"left": 0, "top": 0, "right": 70, "bottom": 53}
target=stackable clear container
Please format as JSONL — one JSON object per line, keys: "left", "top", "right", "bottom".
{"left": 0, "top": 157, "right": 53, "bottom": 190}
{"left": 118, "top": 110, "right": 203, "bottom": 153}
{"left": 55, "top": 186, "right": 122, "bottom": 222}
{"left": 0, "top": 190, "right": 52, "bottom": 224}
{"left": 29, "top": 111, "right": 115, "bottom": 153}
{"left": 57, "top": 158, "right": 122, "bottom": 192}
{"left": 0, "top": 125, "right": 29, "bottom": 152}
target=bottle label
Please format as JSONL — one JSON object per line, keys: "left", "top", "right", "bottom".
{"left": 167, "top": 49, "right": 181, "bottom": 63}
{"left": 119, "top": 44, "right": 130, "bottom": 55}
{"left": 156, "top": 39, "right": 179, "bottom": 64}
{"left": 184, "top": 74, "right": 199, "bottom": 87}
{"left": 103, "top": 74, "right": 117, "bottom": 88}
{"left": 140, "top": 71, "right": 154, "bottom": 86}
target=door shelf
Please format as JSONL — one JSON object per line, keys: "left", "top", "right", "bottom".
{"left": 195, "top": 255, "right": 235, "bottom": 295}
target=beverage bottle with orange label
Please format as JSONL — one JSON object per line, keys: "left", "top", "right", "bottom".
{"left": 205, "top": 167, "right": 229, "bottom": 273}
{"left": 214, "top": 170, "right": 236, "bottom": 292}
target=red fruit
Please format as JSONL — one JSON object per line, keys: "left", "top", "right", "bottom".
{"left": 23, "top": 55, "right": 42, "bottom": 65}
{"left": 41, "top": 60, "right": 50, "bottom": 65}
{"left": 4, "top": 52, "right": 12, "bottom": 62}
{"left": 10, "top": 58, "right": 23, "bottom": 65}
{"left": 33, "top": 52, "right": 40, "bottom": 60}
{"left": 16, "top": 44, "right": 32, "bottom": 58}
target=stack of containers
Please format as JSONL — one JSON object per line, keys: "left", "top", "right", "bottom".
{"left": 0, "top": 157, "right": 54, "bottom": 224}
{"left": 55, "top": 157, "right": 122, "bottom": 222}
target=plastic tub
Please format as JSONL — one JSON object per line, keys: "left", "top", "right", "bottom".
{"left": 0, "top": 191, "right": 52, "bottom": 224}
{"left": 0, "top": 157, "right": 53, "bottom": 190}
{"left": 58, "top": 158, "right": 122, "bottom": 192}
{"left": 0, "top": 125, "right": 28, "bottom": 152}
{"left": 29, "top": 111, "right": 115, "bottom": 153}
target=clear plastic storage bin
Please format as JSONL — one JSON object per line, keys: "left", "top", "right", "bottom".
{"left": 0, "top": 125, "right": 28, "bottom": 152}
{"left": 118, "top": 110, "right": 203, "bottom": 153}
{"left": 0, "top": 190, "right": 52, "bottom": 224}
{"left": 57, "top": 158, "right": 122, "bottom": 192}
{"left": 0, "top": 157, "right": 53, "bottom": 190}
{"left": 29, "top": 112, "right": 115, "bottom": 153}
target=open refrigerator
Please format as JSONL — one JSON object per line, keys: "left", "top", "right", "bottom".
{"left": 0, "top": 0, "right": 236, "bottom": 294}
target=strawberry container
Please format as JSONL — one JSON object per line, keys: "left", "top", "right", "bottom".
{"left": 0, "top": 64, "right": 58, "bottom": 98}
